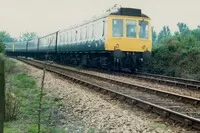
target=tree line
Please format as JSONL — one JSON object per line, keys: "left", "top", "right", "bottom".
{"left": 148, "top": 23, "right": 200, "bottom": 79}
{"left": 152, "top": 23, "right": 200, "bottom": 45}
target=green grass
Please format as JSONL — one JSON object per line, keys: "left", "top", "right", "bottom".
{"left": 4, "top": 59, "right": 65, "bottom": 133}
{"left": 4, "top": 59, "right": 96, "bottom": 133}
{"left": 5, "top": 58, "right": 18, "bottom": 75}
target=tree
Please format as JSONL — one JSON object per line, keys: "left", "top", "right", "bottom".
{"left": 0, "top": 31, "right": 15, "bottom": 53}
{"left": 191, "top": 29, "right": 200, "bottom": 41}
{"left": 0, "top": 41, "right": 5, "bottom": 53}
{"left": 157, "top": 26, "right": 171, "bottom": 42}
{"left": 0, "top": 31, "right": 15, "bottom": 42}
{"left": 19, "top": 32, "right": 38, "bottom": 41}
{"left": 0, "top": 57, "right": 5, "bottom": 133}
{"left": 177, "top": 23, "right": 189, "bottom": 34}
{"left": 152, "top": 27, "right": 157, "bottom": 43}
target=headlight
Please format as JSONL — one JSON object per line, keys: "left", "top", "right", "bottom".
{"left": 140, "top": 58, "right": 143, "bottom": 62}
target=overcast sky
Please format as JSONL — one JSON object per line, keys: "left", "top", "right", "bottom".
{"left": 0, "top": 0, "right": 200, "bottom": 37}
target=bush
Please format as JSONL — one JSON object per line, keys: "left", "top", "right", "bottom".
{"left": 5, "top": 90, "right": 20, "bottom": 121}
{"left": 146, "top": 30, "right": 200, "bottom": 79}
{"left": 5, "top": 59, "right": 17, "bottom": 74}
{"left": 4, "top": 59, "right": 20, "bottom": 121}
{"left": 0, "top": 41, "right": 5, "bottom": 53}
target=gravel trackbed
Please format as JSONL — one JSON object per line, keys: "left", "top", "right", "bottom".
{"left": 15, "top": 59, "right": 197, "bottom": 133}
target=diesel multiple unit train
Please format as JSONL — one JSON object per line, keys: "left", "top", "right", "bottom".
{"left": 6, "top": 7, "right": 152, "bottom": 72}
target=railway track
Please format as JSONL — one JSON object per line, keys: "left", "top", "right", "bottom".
{"left": 120, "top": 72, "right": 200, "bottom": 89}
{"left": 62, "top": 65, "right": 200, "bottom": 90}
{"left": 18, "top": 58, "right": 200, "bottom": 130}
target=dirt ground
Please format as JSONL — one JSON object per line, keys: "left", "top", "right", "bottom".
{"left": 15, "top": 59, "right": 198, "bottom": 133}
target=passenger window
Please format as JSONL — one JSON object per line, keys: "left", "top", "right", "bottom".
{"left": 112, "top": 19, "right": 123, "bottom": 37}
{"left": 70, "top": 32, "right": 73, "bottom": 43}
{"left": 63, "top": 35, "right": 65, "bottom": 43}
{"left": 72, "top": 31, "right": 75, "bottom": 42}
{"left": 82, "top": 26, "right": 87, "bottom": 40}
{"left": 102, "top": 20, "right": 105, "bottom": 37}
{"left": 77, "top": 29, "right": 80, "bottom": 42}
{"left": 67, "top": 32, "right": 69, "bottom": 43}
{"left": 88, "top": 26, "right": 90, "bottom": 39}
{"left": 75, "top": 30, "right": 77, "bottom": 42}
{"left": 85, "top": 26, "right": 88, "bottom": 39}
{"left": 126, "top": 20, "right": 136, "bottom": 38}
{"left": 139, "top": 21, "right": 149, "bottom": 39}
{"left": 91, "top": 24, "right": 94, "bottom": 39}
{"left": 66, "top": 32, "right": 68, "bottom": 43}
{"left": 87, "top": 25, "right": 91, "bottom": 40}
{"left": 68, "top": 32, "right": 70, "bottom": 43}
{"left": 80, "top": 28, "right": 83, "bottom": 40}
{"left": 59, "top": 35, "right": 62, "bottom": 43}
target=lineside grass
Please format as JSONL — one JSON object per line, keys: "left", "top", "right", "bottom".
{"left": 4, "top": 59, "right": 65, "bottom": 133}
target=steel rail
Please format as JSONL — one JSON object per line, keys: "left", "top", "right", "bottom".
{"left": 134, "top": 72, "right": 200, "bottom": 89}
{"left": 97, "top": 70, "right": 200, "bottom": 90}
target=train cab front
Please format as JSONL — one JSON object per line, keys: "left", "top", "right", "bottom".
{"left": 105, "top": 13, "right": 152, "bottom": 71}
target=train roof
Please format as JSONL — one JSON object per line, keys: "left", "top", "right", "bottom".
{"left": 11, "top": 7, "right": 150, "bottom": 42}
{"left": 59, "top": 7, "right": 150, "bottom": 33}
{"left": 109, "top": 7, "right": 149, "bottom": 18}
{"left": 5, "top": 7, "right": 150, "bottom": 45}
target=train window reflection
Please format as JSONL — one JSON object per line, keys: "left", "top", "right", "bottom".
{"left": 126, "top": 20, "right": 136, "bottom": 38}
{"left": 139, "top": 21, "right": 148, "bottom": 39}
{"left": 112, "top": 19, "right": 123, "bottom": 37}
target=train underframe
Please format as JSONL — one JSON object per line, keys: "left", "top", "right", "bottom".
{"left": 6, "top": 50, "right": 150, "bottom": 72}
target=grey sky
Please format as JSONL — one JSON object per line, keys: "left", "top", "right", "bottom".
{"left": 0, "top": 0, "right": 200, "bottom": 37}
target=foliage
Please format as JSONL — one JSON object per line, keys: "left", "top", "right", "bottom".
{"left": 5, "top": 59, "right": 18, "bottom": 74}
{"left": 5, "top": 73, "right": 49, "bottom": 132}
{"left": 177, "top": 22, "right": 189, "bottom": 34}
{"left": 146, "top": 24, "right": 200, "bottom": 79}
{"left": 0, "top": 31, "right": 16, "bottom": 42}
{"left": 5, "top": 59, "right": 64, "bottom": 133}
{"left": 152, "top": 27, "right": 157, "bottom": 44}
{"left": 0, "top": 40, "right": 5, "bottom": 53}
{"left": 4, "top": 59, "right": 20, "bottom": 122}
{"left": 0, "top": 31, "right": 16, "bottom": 53}
{"left": 19, "top": 32, "right": 38, "bottom": 41}
{"left": 5, "top": 91, "right": 20, "bottom": 121}
{"left": 157, "top": 26, "right": 171, "bottom": 42}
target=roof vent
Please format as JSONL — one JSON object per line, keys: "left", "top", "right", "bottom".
{"left": 110, "top": 8, "right": 142, "bottom": 17}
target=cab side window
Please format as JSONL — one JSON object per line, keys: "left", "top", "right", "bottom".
{"left": 126, "top": 20, "right": 136, "bottom": 38}
{"left": 112, "top": 19, "right": 123, "bottom": 37}
{"left": 139, "top": 21, "right": 149, "bottom": 39}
